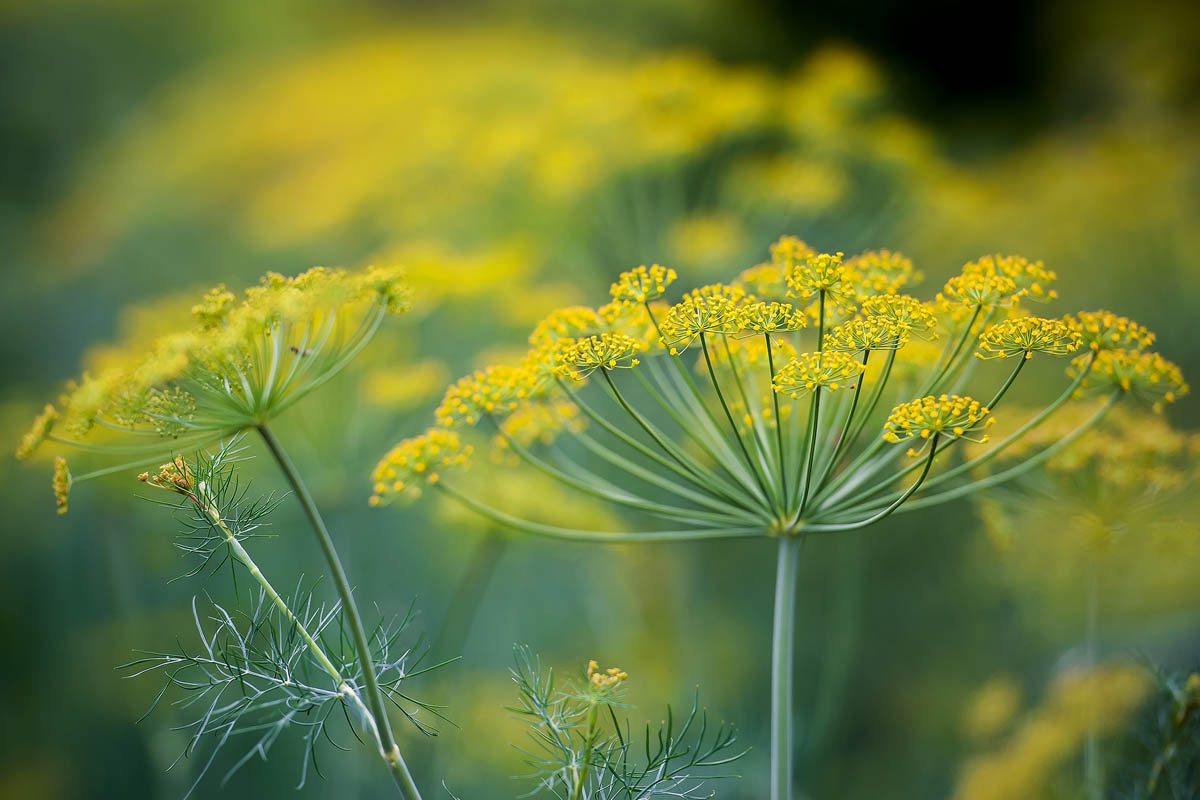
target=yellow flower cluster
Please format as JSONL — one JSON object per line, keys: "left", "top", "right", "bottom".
{"left": 554, "top": 333, "right": 643, "bottom": 380}
{"left": 785, "top": 251, "right": 857, "bottom": 313}
{"left": 953, "top": 665, "right": 1150, "bottom": 800}
{"left": 858, "top": 294, "right": 938, "bottom": 337}
{"left": 1066, "top": 309, "right": 1156, "bottom": 352}
{"left": 884, "top": 395, "right": 993, "bottom": 444}
{"left": 735, "top": 301, "right": 807, "bottom": 334}
{"left": 15, "top": 404, "right": 57, "bottom": 460}
{"left": 609, "top": 264, "right": 677, "bottom": 305}
{"left": 976, "top": 317, "right": 1082, "bottom": 360}
{"left": 936, "top": 273, "right": 1022, "bottom": 312}
{"left": 772, "top": 351, "right": 864, "bottom": 398}
{"left": 586, "top": 659, "right": 629, "bottom": 691}
{"left": 52, "top": 457, "right": 71, "bottom": 516}
{"left": 824, "top": 316, "right": 907, "bottom": 352}
{"left": 842, "top": 249, "right": 921, "bottom": 297}
{"left": 962, "top": 255, "right": 1058, "bottom": 303}
{"left": 18, "top": 263, "right": 410, "bottom": 452}
{"left": 658, "top": 291, "right": 742, "bottom": 354}
{"left": 498, "top": 397, "right": 584, "bottom": 449}
{"left": 1071, "top": 349, "right": 1189, "bottom": 411}
{"left": 435, "top": 366, "right": 527, "bottom": 428}
{"left": 137, "top": 456, "right": 194, "bottom": 494}
{"left": 370, "top": 429, "right": 471, "bottom": 504}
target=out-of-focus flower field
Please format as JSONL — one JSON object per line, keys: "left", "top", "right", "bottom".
{"left": 1, "top": 0, "right": 1197, "bottom": 797}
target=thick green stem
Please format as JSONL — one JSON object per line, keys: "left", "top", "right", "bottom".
{"left": 771, "top": 536, "right": 802, "bottom": 800}
{"left": 257, "top": 425, "right": 422, "bottom": 800}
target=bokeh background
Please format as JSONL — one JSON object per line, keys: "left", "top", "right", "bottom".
{"left": 2, "top": 0, "right": 1198, "bottom": 798}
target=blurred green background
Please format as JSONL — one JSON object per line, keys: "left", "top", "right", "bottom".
{"left": 2, "top": 0, "right": 1198, "bottom": 798}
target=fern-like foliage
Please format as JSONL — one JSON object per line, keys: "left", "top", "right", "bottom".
{"left": 122, "top": 438, "right": 449, "bottom": 797}
{"left": 508, "top": 646, "right": 746, "bottom": 799}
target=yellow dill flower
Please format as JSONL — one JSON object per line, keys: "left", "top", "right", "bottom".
{"left": 842, "top": 249, "right": 921, "bottom": 298}
{"left": 1066, "top": 309, "right": 1156, "bottom": 352}
{"left": 962, "top": 255, "right": 1057, "bottom": 303}
{"left": 952, "top": 665, "right": 1149, "bottom": 800}
{"left": 768, "top": 235, "right": 817, "bottom": 273}
{"left": 963, "top": 676, "right": 1023, "bottom": 742}
{"left": 554, "top": 333, "right": 642, "bottom": 380}
{"left": 937, "top": 272, "right": 1023, "bottom": 311}
{"left": 586, "top": 659, "right": 629, "bottom": 691}
{"left": 370, "top": 428, "right": 471, "bottom": 504}
{"left": 884, "top": 394, "right": 993, "bottom": 445}
{"left": 137, "top": 455, "right": 194, "bottom": 494}
{"left": 859, "top": 294, "right": 938, "bottom": 337}
{"left": 736, "top": 263, "right": 789, "bottom": 301}
{"left": 191, "top": 284, "right": 237, "bottom": 329}
{"left": 609, "top": 264, "right": 677, "bottom": 306}
{"left": 772, "top": 351, "right": 865, "bottom": 397}
{"left": 18, "top": 263, "right": 410, "bottom": 512}
{"left": 735, "top": 301, "right": 807, "bottom": 335}
{"left": 498, "top": 397, "right": 585, "bottom": 449}
{"left": 528, "top": 306, "right": 606, "bottom": 349}
{"left": 976, "top": 317, "right": 1082, "bottom": 360}
{"left": 15, "top": 404, "right": 58, "bottom": 461}
{"left": 52, "top": 457, "right": 71, "bottom": 516}
{"left": 435, "top": 366, "right": 528, "bottom": 428}
{"left": 824, "top": 316, "right": 907, "bottom": 352}
{"left": 1070, "top": 349, "right": 1189, "bottom": 411}
{"left": 785, "top": 252, "right": 857, "bottom": 313}
{"left": 658, "top": 292, "right": 741, "bottom": 355}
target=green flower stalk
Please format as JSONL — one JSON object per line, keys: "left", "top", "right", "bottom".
{"left": 373, "top": 239, "right": 1187, "bottom": 799}
{"left": 16, "top": 264, "right": 426, "bottom": 798}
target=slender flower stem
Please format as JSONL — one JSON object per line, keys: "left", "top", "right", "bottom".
{"left": 256, "top": 424, "right": 422, "bottom": 799}
{"left": 700, "top": 333, "right": 774, "bottom": 502}
{"left": 811, "top": 350, "right": 870, "bottom": 495}
{"left": 600, "top": 370, "right": 760, "bottom": 506}
{"left": 766, "top": 335, "right": 788, "bottom": 508}
{"left": 572, "top": 700, "right": 602, "bottom": 800}
{"left": 795, "top": 290, "right": 828, "bottom": 515}
{"left": 771, "top": 535, "right": 802, "bottom": 800}
{"left": 435, "top": 482, "right": 763, "bottom": 543}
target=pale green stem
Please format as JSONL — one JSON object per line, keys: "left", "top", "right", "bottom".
{"left": 487, "top": 415, "right": 752, "bottom": 527}
{"left": 699, "top": 332, "right": 775, "bottom": 506}
{"left": 771, "top": 535, "right": 802, "bottom": 800}
{"left": 766, "top": 335, "right": 789, "bottom": 508}
{"left": 186, "top": 483, "right": 391, "bottom": 786}
{"left": 1085, "top": 559, "right": 1102, "bottom": 800}
{"left": 257, "top": 425, "right": 422, "bottom": 799}
{"left": 600, "top": 369, "right": 761, "bottom": 507}
{"left": 571, "top": 700, "right": 602, "bottom": 800}
{"left": 435, "top": 482, "right": 763, "bottom": 543}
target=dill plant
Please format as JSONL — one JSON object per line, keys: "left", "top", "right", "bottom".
{"left": 16, "top": 265, "right": 430, "bottom": 797}
{"left": 372, "top": 238, "right": 1188, "bottom": 799}
{"left": 506, "top": 647, "right": 745, "bottom": 799}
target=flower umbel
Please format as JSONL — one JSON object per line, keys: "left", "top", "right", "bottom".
{"left": 555, "top": 333, "right": 643, "bottom": 380}
{"left": 976, "top": 317, "right": 1082, "bottom": 360}
{"left": 883, "top": 395, "right": 993, "bottom": 445}
{"left": 773, "top": 351, "right": 865, "bottom": 397}
{"left": 18, "top": 263, "right": 409, "bottom": 511}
